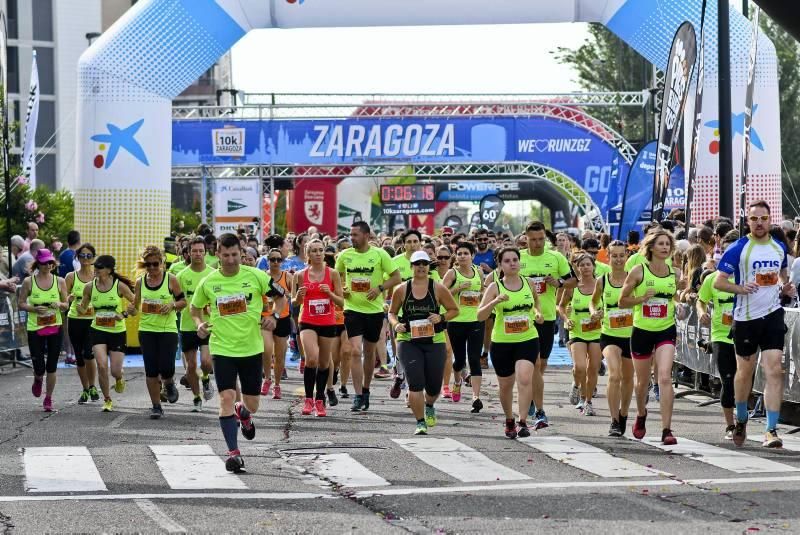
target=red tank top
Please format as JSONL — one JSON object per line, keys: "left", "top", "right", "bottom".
{"left": 299, "top": 266, "right": 336, "bottom": 326}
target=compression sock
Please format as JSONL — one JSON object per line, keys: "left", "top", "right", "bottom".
{"left": 736, "top": 401, "right": 749, "bottom": 422}
{"left": 219, "top": 415, "right": 238, "bottom": 451}
{"left": 304, "top": 367, "right": 317, "bottom": 399}
{"left": 766, "top": 410, "right": 779, "bottom": 431}
{"left": 315, "top": 368, "right": 330, "bottom": 400}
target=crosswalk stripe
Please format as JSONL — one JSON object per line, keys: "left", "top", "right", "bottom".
{"left": 636, "top": 437, "right": 800, "bottom": 473}
{"left": 23, "top": 447, "right": 107, "bottom": 493}
{"left": 392, "top": 438, "right": 531, "bottom": 483}
{"left": 518, "top": 436, "right": 672, "bottom": 478}
{"left": 149, "top": 445, "right": 247, "bottom": 490}
{"left": 290, "top": 453, "right": 390, "bottom": 488}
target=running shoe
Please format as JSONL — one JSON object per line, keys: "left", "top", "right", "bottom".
{"left": 569, "top": 383, "right": 580, "bottom": 405}
{"left": 661, "top": 428, "right": 677, "bottom": 445}
{"left": 43, "top": 396, "right": 53, "bottom": 412}
{"left": 451, "top": 383, "right": 462, "bottom": 403}
{"left": 31, "top": 377, "right": 42, "bottom": 398}
{"left": 619, "top": 415, "right": 628, "bottom": 436}
{"left": 517, "top": 421, "right": 531, "bottom": 438}
{"left": 202, "top": 379, "right": 213, "bottom": 401}
{"left": 326, "top": 388, "right": 338, "bottom": 407}
{"left": 533, "top": 410, "right": 549, "bottom": 430}
{"left": 414, "top": 421, "right": 428, "bottom": 435}
{"left": 302, "top": 398, "right": 314, "bottom": 415}
{"left": 389, "top": 376, "right": 403, "bottom": 399}
{"left": 504, "top": 418, "right": 517, "bottom": 439}
{"left": 225, "top": 449, "right": 245, "bottom": 473}
{"left": 150, "top": 405, "right": 164, "bottom": 419}
{"left": 165, "top": 382, "right": 179, "bottom": 404}
{"left": 583, "top": 402, "right": 596, "bottom": 416}
{"left": 260, "top": 379, "right": 271, "bottom": 397}
{"left": 234, "top": 401, "right": 256, "bottom": 440}
{"left": 480, "top": 353, "right": 489, "bottom": 369}
{"left": 314, "top": 399, "right": 327, "bottom": 417}
{"left": 575, "top": 399, "right": 585, "bottom": 412}
{"left": 351, "top": 394, "right": 363, "bottom": 412}
{"left": 362, "top": 391, "right": 370, "bottom": 411}
{"left": 608, "top": 420, "right": 622, "bottom": 437}
{"left": 527, "top": 401, "right": 536, "bottom": 418}
{"left": 471, "top": 398, "right": 483, "bottom": 414}
{"left": 724, "top": 424, "right": 736, "bottom": 440}
{"left": 179, "top": 375, "right": 190, "bottom": 389}
{"left": 272, "top": 385, "right": 282, "bottom": 400}
{"left": 299, "top": 360, "right": 305, "bottom": 375}
{"left": 442, "top": 385, "right": 452, "bottom": 399}
{"left": 424, "top": 405, "right": 437, "bottom": 428}
{"left": 339, "top": 385, "right": 349, "bottom": 399}
{"left": 89, "top": 385, "right": 100, "bottom": 402}
{"left": 281, "top": 369, "right": 289, "bottom": 380}
{"left": 78, "top": 390, "right": 89, "bottom": 404}
{"left": 192, "top": 396, "right": 203, "bottom": 413}
{"left": 65, "top": 355, "right": 77, "bottom": 365}
{"left": 114, "top": 377, "right": 126, "bottom": 394}
{"left": 632, "top": 411, "right": 647, "bottom": 439}
{"left": 732, "top": 419, "right": 747, "bottom": 447}
{"left": 102, "top": 399, "right": 113, "bottom": 412}
{"left": 289, "top": 338, "right": 298, "bottom": 352}
{"left": 374, "top": 366, "right": 391, "bottom": 379}
{"left": 763, "top": 429, "right": 783, "bottom": 448}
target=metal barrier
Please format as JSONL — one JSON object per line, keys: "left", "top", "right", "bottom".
{"left": 0, "top": 291, "right": 29, "bottom": 369}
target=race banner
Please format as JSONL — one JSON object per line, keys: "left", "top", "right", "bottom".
{"left": 652, "top": 21, "right": 697, "bottom": 222}
{"left": 21, "top": 51, "right": 39, "bottom": 188}
{"left": 684, "top": 0, "right": 707, "bottom": 225}
{"left": 616, "top": 140, "right": 657, "bottom": 239}
{"left": 479, "top": 194, "right": 504, "bottom": 228}
{"left": 739, "top": 7, "right": 761, "bottom": 229}
{"left": 212, "top": 178, "right": 260, "bottom": 236}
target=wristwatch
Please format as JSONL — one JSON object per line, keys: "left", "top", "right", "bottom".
{"left": 272, "top": 311, "right": 280, "bottom": 320}
{"left": 378, "top": 284, "right": 385, "bottom": 292}
{"left": 557, "top": 278, "right": 565, "bottom": 288}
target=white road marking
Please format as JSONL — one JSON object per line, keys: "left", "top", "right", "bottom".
{"left": 636, "top": 436, "right": 800, "bottom": 473}
{"left": 290, "top": 453, "right": 390, "bottom": 488}
{"left": 22, "top": 447, "right": 107, "bottom": 493}
{"left": 518, "top": 436, "right": 671, "bottom": 478}
{"left": 108, "top": 414, "right": 128, "bottom": 429}
{"left": 0, "top": 492, "right": 332, "bottom": 503}
{"left": 392, "top": 438, "right": 530, "bottom": 483}
{"left": 150, "top": 445, "right": 247, "bottom": 490}
{"left": 134, "top": 499, "right": 187, "bottom": 534}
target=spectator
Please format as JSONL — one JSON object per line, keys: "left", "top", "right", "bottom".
{"left": 58, "top": 230, "right": 81, "bottom": 278}
{"left": 10, "top": 235, "right": 24, "bottom": 263}
{"left": 12, "top": 238, "right": 44, "bottom": 279}
{"left": 23, "top": 222, "right": 39, "bottom": 251}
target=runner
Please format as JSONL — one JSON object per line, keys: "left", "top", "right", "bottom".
{"left": 262, "top": 248, "right": 292, "bottom": 399}
{"left": 477, "top": 247, "right": 544, "bottom": 438}
{"left": 176, "top": 237, "right": 215, "bottom": 410}
{"left": 78, "top": 255, "right": 136, "bottom": 413}
{"left": 388, "top": 251, "right": 459, "bottom": 435}
{"left": 619, "top": 229, "right": 680, "bottom": 445}
{"left": 336, "top": 222, "right": 401, "bottom": 412}
{"left": 558, "top": 251, "right": 602, "bottom": 416}
{"left": 590, "top": 240, "right": 634, "bottom": 436}
{"left": 324, "top": 245, "right": 349, "bottom": 405}
{"left": 191, "top": 233, "right": 287, "bottom": 473}
{"left": 714, "top": 200, "right": 796, "bottom": 448}
{"left": 134, "top": 245, "right": 186, "bottom": 419}
{"left": 520, "top": 221, "right": 574, "bottom": 429}
{"left": 442, "top": 241, "right": 485, "bottom": 412}
{"left": 65, "top": 244, "right": 99, "bottom": 404}
{"left": 698, "top": 230, "right": 739, "bottom": 439}
{"left": 18, "top": 249, "right": 69, "bottom": 412}
{"left": 293, "top": 239, "right": 344, "bottom": 417}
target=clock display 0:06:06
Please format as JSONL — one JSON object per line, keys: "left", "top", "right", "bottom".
{"left": 380, "top": 184, "right": 435, "bottom": 202}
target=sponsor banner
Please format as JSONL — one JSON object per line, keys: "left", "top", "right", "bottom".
{"left": 653, "top": 21, "right": 697, "bottom": 221}
{"left": 213, "top": 179, "right": 260, "bottom": 224}
{"left": 382, "top": 202, "right": 435, "bottom": 216}
{"left": 291, "top": 179, "right": 337, "bottom": 235}
{"left": 212, "top": 127, "right": 245, "bottom": 157}
{"left": 444, "top": 215, "right": 463, "bottom": 230}
{"left": 214, "top": 221, "right": 258, "bottom": 237}
{"left": 616, "top": 141, "right": 657, "bottom": 239}
{"left": 685, "top": 0, "right": 707, "bottom": 224}
{"left": 479, "top": 194, "right": 504, "bottom": 227}
{"left": 739, "top": 7, "right": 760, "bottom": 228}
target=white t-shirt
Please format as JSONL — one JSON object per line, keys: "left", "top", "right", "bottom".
{"left": 718, "top": 236, "right": 787, "bottom": 321}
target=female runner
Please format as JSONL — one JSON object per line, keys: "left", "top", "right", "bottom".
{"left": 65, "top": 244, "right": 98, "bottom": 404}
{"left": 262, "top": 248, "right": 292, "bottom": 399}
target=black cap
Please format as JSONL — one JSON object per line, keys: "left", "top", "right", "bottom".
{"left": 94, "top": 255, "right": 115, "bottom": 270}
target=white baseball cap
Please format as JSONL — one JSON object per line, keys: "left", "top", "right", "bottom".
{"left": 410, "top": 251, "right": 432, "bottom": 264}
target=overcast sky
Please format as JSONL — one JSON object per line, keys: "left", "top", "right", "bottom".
{"left": 231, "top": 23, "right": 590, "bottom": 95}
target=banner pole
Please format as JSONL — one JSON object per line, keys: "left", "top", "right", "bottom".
{"left": 718, "top": 0, "right": 735, "bottom": 221}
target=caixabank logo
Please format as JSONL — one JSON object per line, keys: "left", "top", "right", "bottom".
{"left": 703, "top": 106, "right": 764, "bottom": 156}
{"left": 286, "top": 0, "right": 305, "bottom": 4}
{"left": 90, "top": 118, "right": 150, "bottom": 169}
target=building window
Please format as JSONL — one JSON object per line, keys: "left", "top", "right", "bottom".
{"left": 8, "top": 46, "right": 19, "bottom": 95}
{"left": 12, "top": 100, "right": 20, "bottom": 148}
{"left": 35, "top": 100, "right": 55, "bottom": 148}
{"left": 33, "top": 47, "right": 55, "bottom": 95}
{"left": 7, "top": 0, "right": 18, "bottom": 39}
{"left": 32, "top": 0, "right": 54, "bottom": 42}
{"left": 36, "top": 154, "right": 56, "bottom": 191}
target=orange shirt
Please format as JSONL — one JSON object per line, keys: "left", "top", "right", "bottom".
{"left": 262, "top": 271, "right": 290, "bottom": 318}
{"left": 596, "top": 247, "right": 609, "bottom": 265}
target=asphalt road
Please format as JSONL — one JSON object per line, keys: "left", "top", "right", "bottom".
{"left": 2, "top": 356, "right": 800, "bottom": 534}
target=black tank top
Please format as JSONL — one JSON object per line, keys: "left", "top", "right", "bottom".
{"left": 400, "top": 279, "right": 443, "bottom": 343}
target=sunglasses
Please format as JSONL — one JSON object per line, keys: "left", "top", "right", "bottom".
{"left": 411, "top": 261, "right": 430, "bottom": 267}
{"left": 269, "top": 257, "right": 282, "bottom": 263}
{"left": 78, "top": 253, "right": 94, "bottom": 259}
{"left": 748, "top": 215, "right": 769, "bottom": 222}
{"left": 142, "top": 261, "right": 160, "bottom": 268}
{"left": 437, "top": 256, "right": 451, "bottom": 261}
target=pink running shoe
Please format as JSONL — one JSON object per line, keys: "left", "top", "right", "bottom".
{"left": 272, "top": 385, "right": 282, "bottom": 399}
{"left": 43, "top": 396, "right": 53, "bottom": 412}
{"left": 314, "top": 399, "right": 327, "bottom": 417}
{"left": 260, "top": 379, "right": 271, "bottom": 397}
{"left": 302, "top": 398, "right": 314, "bottom": 415}
{"left": 442, "top": 385, "right": 452, "bottom": 399}
{"left": 451, "top": 383, "right": 462, "bottom": 403}
{"left": 32, "top": 378, "right": 43, "bottom": 398}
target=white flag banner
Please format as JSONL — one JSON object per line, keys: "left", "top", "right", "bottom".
{"left": 22, "top": 50, "right": 39, "bottom": 188}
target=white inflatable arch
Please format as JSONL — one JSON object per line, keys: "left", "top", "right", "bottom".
{"left": 76, "top": 0, "right": 780, "bottom": 271}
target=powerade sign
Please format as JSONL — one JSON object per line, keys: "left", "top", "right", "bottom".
{"left": 173, "top": 117, "right": 631, "bottom": 215}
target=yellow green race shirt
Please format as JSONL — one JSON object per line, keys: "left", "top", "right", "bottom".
{"left": 698, "top": 273, "right": 734, "bottom": 344}
{"left": 177, "top": 264, "right": 215, "bottom": 332}
{"left": 191, "top": 265, "right": 283, "bottom": 357}
{"left": 335, "top": 246, "right": 396, "bottom": 314}
{"left": 519, "top": 249, "right": 571, "bottom": 321}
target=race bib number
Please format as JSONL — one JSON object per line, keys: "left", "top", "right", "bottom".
{"left": 351, "top": 277, "right": 371, "bottom": 293}
{"left": 459, "top": 291, "right": 481, "bottom": 307}
{"left": 335, "top": 305, "right": 344, "bottom": 324}
{"left": 217, "top": 294, "right": 247, "bottom": 317}
{"left": 643, "top": 298, "right": 668, "bottom": 319}
{"left": 581, "top": 317, "right": 601, "bottom": 332}
{"left": 755, "top": 269, "right": 779, "bottom": 287}
{"left": 36, "top": 311, "right": 56, "bottom": 327}
{"left": 531, "top": 277, "right": 547, "bottom": 295}
{"left": 504, "top": 315, "right": 529, "bottom": 335}
{"left": 309, "top": 298, "right": 332, "bottom": 317}
{"left": 410, "top": 319, "right": 435, "bottom": 339}
{"left": 79, "top": 305, "right": 95, "bottom": 318}
{"left": 722, "top": 310, "right": 733, "bottom": 326}
{"left": 609, "top": 310, "right": 633, "bottom": 329}
{"left": 142, "top": 299, "right": 162, "bottom": 315}
{"left": 96, "top": 311, "right": 117, "bottom": 328}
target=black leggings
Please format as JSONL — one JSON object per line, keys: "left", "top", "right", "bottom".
{"left": 713, "top": 342, "right": 736, "bottom": 409}
{"left": 139, "top": 331, "right": 178, "bottom": 379}
{"left": 28, "top": 329, "right": 62, "bottom": 376}
{"left": 398, "top": 341, "right": 446, "bottom": 397}
{"left": 447, "top": 321, "right": 484, "bottom": 377}
{"left": 68, "top": 318, "right": 94, "bottom": 367}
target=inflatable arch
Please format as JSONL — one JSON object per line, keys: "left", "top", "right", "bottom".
{"left": 77, "top": 0, "right": 780, "bottom": 272}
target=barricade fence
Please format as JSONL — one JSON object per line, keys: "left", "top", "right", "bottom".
{"left": 0, "top": 291, "right": 28, "bottom": 366}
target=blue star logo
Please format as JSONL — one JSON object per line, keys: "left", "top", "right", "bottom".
{"left": 90, "top": 118, "right": 150, "bottom": 169}
{"left": 704, "top": 105, "right": 764, "bottom": 151}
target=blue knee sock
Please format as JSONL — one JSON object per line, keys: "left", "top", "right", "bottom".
{"left": 736, "top": 401, "right": 749, "bottom": 422}
{"left": 219, "top": 414, "right": 238, "bottom": 451}
{"left": 766, "top": 410, "right": 779, "bottom": 431}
